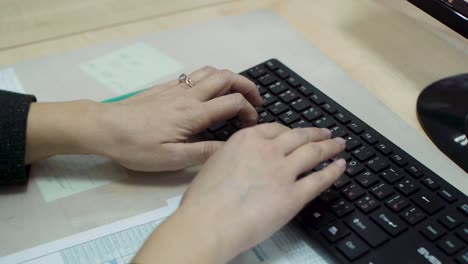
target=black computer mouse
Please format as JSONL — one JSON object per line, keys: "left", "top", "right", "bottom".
{"left": 417, "top": 73, "right": 468, "bottom": 173}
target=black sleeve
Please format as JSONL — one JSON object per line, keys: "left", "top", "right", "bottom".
{"left": 0, "top": 90, "right": 37, "bottom": 185}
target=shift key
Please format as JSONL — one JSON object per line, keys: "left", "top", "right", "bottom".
{"left": 345, "top": 213, "right": 389, "bottom": 247}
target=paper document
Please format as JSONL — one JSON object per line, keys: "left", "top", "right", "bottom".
{"left": 0, "top": 68, "right": 25, "bottom": 93}
{"left": 33, "top": 155, "right": 128, "bottom": 202}
{"left": 80, "top": 42, "right": 183, "bottom": 94}
{"left": 0, "top": 194, "right": 330, "bottom": 264}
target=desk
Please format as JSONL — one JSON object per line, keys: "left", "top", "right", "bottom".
{"left": 0, "top": 0, "right": 467, "bottom": 257}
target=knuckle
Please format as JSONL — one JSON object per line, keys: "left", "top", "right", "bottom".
{"left": 201, "top": 65, "right": 216, "bottom": 73}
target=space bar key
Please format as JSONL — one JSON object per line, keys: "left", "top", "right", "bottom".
{"left": 344, "top": 213, "right": 389, "bottom": 248}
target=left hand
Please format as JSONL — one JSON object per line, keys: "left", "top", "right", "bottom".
{"left": 99, "top": 66, "right": 263, "bottom": 171}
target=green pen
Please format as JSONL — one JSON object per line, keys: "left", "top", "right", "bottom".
{"left": 102, "top": 88, "right": 147, "bottom": 103}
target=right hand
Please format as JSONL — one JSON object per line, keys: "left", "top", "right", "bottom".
{"left": 177, "top": 123, "right": 347, "bottom": 262}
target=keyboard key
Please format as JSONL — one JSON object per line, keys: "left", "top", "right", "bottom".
{"left": 366, "top": 156, "right": 390, "bottom": 173}
{"left": 275, "top": 68, "right": 289, "bottom": 79}
{"left": 258, "top": 111, "right": 275, "bottom": 123}
{"left": 332, "top": 151, "right": 352, "bottom": 162}
{"left": 214, "top": 125, "right": 237, "bottom": 140}
{"left": 265, "top": 60, "right": 279, "bottom": 70}
{"left": 375, "top": 142, "right": 392, "bottom": 156}
{"left": 268, "top": 101, "right": 289, "bottom": 115}
{"left": 331, "top": 199, "right": 355, "bottom": 217}
{"left": 420, "top": 222, "right": 447, "bottom": 241}
{"left": 322, "top": 103, "right": 337, "bottom": 114}
{"left": 313, "top": 116, "right": 336, "bottom": 128}
{"left": 336, "top": 234, "right": 369, "bottom": 261}
{"left": 371, "top": 208, "right": 408, "bottom": 236}
{"left": 456, "top": 225, "right": 468, "bottom": 243}
{"left": 297, "top": 85, "right": 314, "bottom": 96}
{"left": 286, "top": 76, "right": 301, "bottom": 87}
{"left": 309, "top": 94, "right": 325, "bottom": 105}
{"left": 344, "top": 213, "right": 389, "bottom": 247}
{"left": 345, "top": 160, "right": 365, "bottom": 177}
{"left": 356, "top": 195, "right": 380, "bottom": 213}
{"left": 301, "top": 107, "right": 322, "bottom": 121}
{"left": 405, "top": 165, "right": 424, "bottom": 179}
{"left": 385, "top": 194, "right": 410, "bottom": 213}
{"left": 318, "top": 188, "right": 341, "bottom": 204}
{"left": 439, "top": 212, "right": 463, "bottom": 230}
{"left": 300, "top": 201, "right": 336, "bottom": 230}
{"left": 458, "top": 203, "right": 468, "bottom": 216}
{"left": 290, "top": 119, "right": 312, "bottom": 128}
{"left": 231, "top": 118, "right": 243, "bottom": 129}
{"left": 334, "top": 112, "right": 351, "bottom": 124}
{"left": 208, "top": 121, "right": 226, "bottom": 132}
{"left": 421, "top": 177, "right": 440, "bottom": 191}
{"left": 401, "top": 206, "right": 427, "bottom": 225}
{"left": 438, "top": 189, "right": 458, "bottom": 203}
{"left": 258, "top": 74, "right": 276, "bottom": 86}
{"left": 395, "top": 178, "right": 420, "bottom": 196}
{"left": 341, "top": 183, "right": 366, "bottom": 201}
{"left": 290, "top": 98, "right": 310, "bottom": 112}
{"left": 333, "top": 174, "right": 351, "bottom": 189}
{"left": 379, "top": 167, "right": 404, "bottom": 184}
{"left": 347, "top": 122, "right": 364, "bottom": 134}
{"left": 345, "top": 135, "right": 362, "bottom": 151}
{"left": 268, "top": 81, "right": 288, "bottom": 95}
{"left": 411, "top": 191, "right": 445, "bottom": 215}
{"left": 361, "top": 132, "right": 378, "bottom": 145}
{"left": 437, "top": 235, "right": 464, "bottom": 255}
{"left": 248, "top": 66, "right": 267, "bottom": 78}
{"left": 330, "top": 126, "right": 348, "bottom": 138}
{"left": 371, "top": 183, "right": 394, "bottom": 200}
{"left": 351, "top": 146, "right": 376, "bottom": 162}
{"left": 262, "top": 92, "right": 277, "bottom": 106}
{"left": 279, "top": 110, "right": 300, "bottom": 125}
{"left": 321, "top": 222, "right": 350, "bottom": 243}
{"left": 355, "top": 170, "right": 380, "bottom": 188}
{"left": 278, "top": 90, "right": 299, "bottom": 103}
{"left": 455, "top": 249, "right": 468, "bottom": 264}
{"left": 390, "top": 153, "right": 408, "bottom": 167}
{"left": 257, "top": 85, "right": 267, "bottom": 95}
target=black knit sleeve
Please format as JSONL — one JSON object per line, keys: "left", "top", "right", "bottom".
{"left": 0, "top": 90, "right": 37, "bottom": 185}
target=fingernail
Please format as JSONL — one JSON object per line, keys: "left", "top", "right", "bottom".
{"left": 334, "top": 137, "right": 346, "bottom": 145}
{"left": 334, "top": 158, "right": 347, "bottom": 169}
{"left": 320, "top": 128, "right": 331, "bottom": 137}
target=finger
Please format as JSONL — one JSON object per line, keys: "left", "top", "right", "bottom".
{"left": 189, "top": 69, "right": 263, "bottom": 106}
{"left": 294, "top": 159, "right": 346, "bottom": 205}
{"left": 286, "top": 137, "right": 346, "bottom": 175}
{"left": 164, "top": 141, "right": 224, "bottom": 169}
{"left": 201, "top": 93, "right": 258, "bottom": 129}
{"left": 188, "top": 66, "right": 218, "bottom": 84}
{"left": 274, "top": 127, "right": 331, "bottom": 155}
{"left": 252, "top": 122, "right": 290, "bottom": 139}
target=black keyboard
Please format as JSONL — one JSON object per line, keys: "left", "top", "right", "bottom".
{"left": 203, "top": 59, "right": 468, "bottom": 264}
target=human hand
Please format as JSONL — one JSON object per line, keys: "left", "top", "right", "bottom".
{"left": 176, "top": 123, "right": 346, "bottom": 262}
{"left": 98, "top": 67, "right": 262, "bottom": 171}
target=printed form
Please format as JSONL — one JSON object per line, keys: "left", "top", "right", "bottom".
{"left": 0, "top": 195, "right": 331, "bottom": 264}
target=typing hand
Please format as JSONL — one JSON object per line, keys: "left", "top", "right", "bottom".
{"left": 99, "top": 67, "right": 262, "bottom": 171}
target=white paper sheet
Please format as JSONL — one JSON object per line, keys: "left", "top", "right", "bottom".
{"left": 80, "top": 42, "right": 183, "bottom": 94}
{"left": 33, "top": 155, "right": 128, "bottom": 202}
{"left": 0, "top": 194, "right": 330, "bottom": 264}
{"left": 0, "top": 68, "right": 25, "bottom": 93}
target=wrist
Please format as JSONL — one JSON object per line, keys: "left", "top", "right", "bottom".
{"left": 25, "top": 100, "right": 112, "bottom": 163}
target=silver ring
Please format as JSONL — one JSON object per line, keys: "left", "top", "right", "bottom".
{"left": 178, "top": 73, "right": 194, "bottom": 88}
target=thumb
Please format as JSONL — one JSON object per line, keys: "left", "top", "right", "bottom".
{"left": 166, "top": 141, "right": 225, "bottom": 168}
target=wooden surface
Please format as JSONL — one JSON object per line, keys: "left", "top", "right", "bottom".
{"left": 1, "top": 0, "right": 467, "bottom": 134}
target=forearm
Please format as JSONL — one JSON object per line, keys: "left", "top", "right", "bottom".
{"left": 25, "top": 100, "right": 112, "bottom": 164}
{"left": 132, "top": 208, "right": 226, "bottom": 264}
